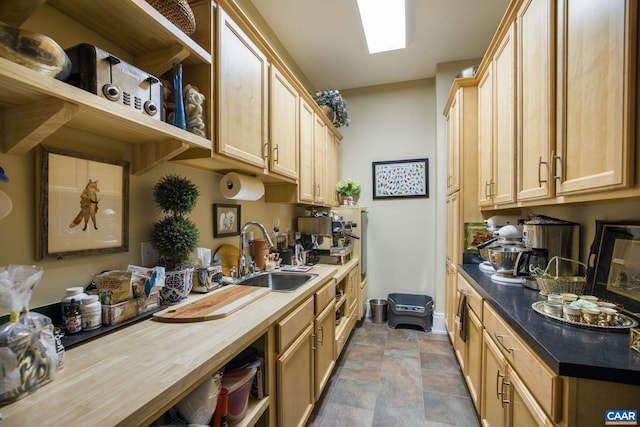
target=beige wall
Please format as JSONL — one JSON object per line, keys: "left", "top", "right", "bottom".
{"left": 340, "top": 80, "right": 437, "bottom": 304}
{"left": 0, "top": 127, "right": 298, "bottom": 315}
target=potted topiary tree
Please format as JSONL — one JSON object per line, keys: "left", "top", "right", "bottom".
{"left": 150, "top": 174, "right": 200, "bottom": 304}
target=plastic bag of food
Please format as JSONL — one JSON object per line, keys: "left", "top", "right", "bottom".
{"left": 93, "top": 270, "right": 133, "bottom": 304}
{"left": 127, "top": 265, "right": 165, "bottom": 298}
{"left": 0, "top": 265, "right": 58, "bottom": 404}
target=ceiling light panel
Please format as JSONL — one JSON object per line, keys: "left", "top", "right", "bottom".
{"left": 356, "top": 0, "right": 406, "bottom": 54}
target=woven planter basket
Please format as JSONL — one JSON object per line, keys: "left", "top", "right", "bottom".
{"left": 147, "top": 0, "right": 196, "bottom": 35}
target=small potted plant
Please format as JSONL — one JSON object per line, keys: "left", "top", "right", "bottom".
{"left": 313, "top": 88, "right": 351, "bottom": 128}
{"left": 336, "top": 178, "right": 361, "bottom": 205}
{"left": 150, "top": 174, "right": 200, "bottom": 304}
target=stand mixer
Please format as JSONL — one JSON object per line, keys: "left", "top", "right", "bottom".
{"left": 477, "top": 216, "right": 528, "bottom": 284}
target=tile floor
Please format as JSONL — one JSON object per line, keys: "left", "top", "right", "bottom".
{"left": 305, "top": 319, "right": 480, "bottom": 427}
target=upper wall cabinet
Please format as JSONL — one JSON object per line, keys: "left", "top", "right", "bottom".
{"left": 476, "top": 20, "right": 517, "bottom": 208}
{"left": 473, "top": 0, "right": 638, "bottom": 210}
{"left": 0, "top": 0, "right": 213, "bottom": 174}
{"left": 269, "top": 65, "right": 299, "bottom": 180}
{"left": 492, "top": 22, "right": 517, "bottom": 206}
{"left": 516, "top": 0, "right": 554, "bottom": 202}
{"left": 216, "top": 6, "right": 269, "bottom": 171}
{"left": 555, "top": 0, "right": 637, "bottom": 196}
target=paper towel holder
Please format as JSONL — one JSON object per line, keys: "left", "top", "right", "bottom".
{"left": 224, "top": 172, "right": 259, "bottom": 190}
{"left": 220, "top": 172, "right": 265, "bottom": 201}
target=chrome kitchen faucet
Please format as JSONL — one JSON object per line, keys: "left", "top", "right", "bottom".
{"left": 238, "top": 221, "right": 275, "bottom": 278}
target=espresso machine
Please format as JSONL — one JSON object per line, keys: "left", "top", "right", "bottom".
{"left": 522, "top": 214, "right": 581, "bottom": 287}
{"left": 297, "top": 213, "right": 357, "bottom": 264}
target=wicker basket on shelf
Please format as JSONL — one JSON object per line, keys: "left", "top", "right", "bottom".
{"left": 146, "top": 0, "right": 196, "bottom": 35}
{"left": 532, "top": 256, "right": 587, "bottom": 296}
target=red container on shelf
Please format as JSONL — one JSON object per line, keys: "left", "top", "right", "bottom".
{"left": 221, "top": 367, "right": 257, "bottom": 423}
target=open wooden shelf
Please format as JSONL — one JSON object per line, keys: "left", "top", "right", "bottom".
{"left": 0, "top": 58, "right": 211, "bottom": 174}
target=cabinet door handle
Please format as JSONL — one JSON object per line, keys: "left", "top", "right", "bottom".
{"left": 485, "top": 181, "right": 491, "bottom": 198}
{"left": 311, "top": 331, "right": 317, "bottom": 350}
{"left": 317, "top": 325, "right": 324, "bottom": 344}
{"left": 494, "top": 333, "right": 514, "bottom": 353}
{"left": 501, "top": 378, "right": 510, "bottom": 408}
{"left": 496, "top": 370, "right": 505, "bottom": 400}
{"left": 263, "top": 142, "right": 269, "bottom": 161}
{"left": 552, "top": 150, "right": 563, "bottom": 182}
{"left": 538, "top": 156, "right": 548, "bottom": 185}
{"left": 273, "top": 144, "right": 279, "bottom": 163}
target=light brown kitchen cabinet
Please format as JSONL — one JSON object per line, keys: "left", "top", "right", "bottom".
{"left": 446, "top": 89, "right": 461, "bottom": 195}
{"left": 477, "top": 65, "right": 494, "bottom": 208}
{"left": 276, "top": 297, "right": 315, "bottom": 427}
{"left": 445, "top": 192, "right": 460, "bottom": 341}
{"left": 454, "top": 274, "right": 483, "bottom": 412}
{"left": 216, "top": 6, "right": 269, "bottom": 170}
{"left": 265, "top": 98, "right": 340, "bottom": 207}
{"left": 481, "top": 329, "right": 554, "bottom": 427}
{"left": 313, "top": 114, "right": 329, "bottom": 205}
{"left": 276, "top": 281, "right": 336, "bottom": 427}
{"left": 476, "top": 13, "right": 517, "bottom": 209}
{"left": 555, "top": 0, "right": 636, "bottom": 196}
{"left": 268, "top": 65, "right": 299, "bottom": 180}
{"left": 335, "top": 261, "right": 359, "bottom": 358}
{"left": 326, "top": 130, "right": 342, "bottom": 206}
{"left": 491, "top": 21, "right": 517, "bottom": 206}
{"left": 476, "top": 21, "right": 517, "bottom": 208}
{"left": 446, "top": 77, "right": 479, "bottom": 199}
{"left": 443, "top": 77, "right": 481, "bottom": 340}
{"left": 298, "top": 98, "right": 316, "bottom": 202}
{"left": 516, "top": 0, "right": 555, "bottom": 202}
{"left": 313, "top": 282, "right": 336, "bottom": 399}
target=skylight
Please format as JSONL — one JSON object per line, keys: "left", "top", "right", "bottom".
{"left": 356, "top": 0, "right": 406, "bottom": 54}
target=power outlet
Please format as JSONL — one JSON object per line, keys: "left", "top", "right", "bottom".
{"left": 141, "top": 241, "right": 157, "bottom": 266}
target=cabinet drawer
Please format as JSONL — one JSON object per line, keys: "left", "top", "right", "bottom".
{"left": 483, "top": 302, "right": 561, "bottom": 422}
{"left": 315, "top": 280, "right": 336, "bottom": 315}
{"left": 277, "top": 297, "right": 314, "bottom": 353}
{"left": 457, "top": 274, "right": 483, "bottom": 321}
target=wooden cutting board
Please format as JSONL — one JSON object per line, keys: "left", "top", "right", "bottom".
{"left": 214, "top": 244, "right": 240, "bottom": 277}
{"left": 152, "top": 285, "right": 270, "bottom": 322}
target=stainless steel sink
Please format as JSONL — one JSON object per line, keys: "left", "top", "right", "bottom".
{"left": 236, "top": 271, "right": 318, "bottom": 292}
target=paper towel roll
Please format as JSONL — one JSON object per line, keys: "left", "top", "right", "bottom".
{"left": 220, "top": 172, "right": 265, "bottom": 200}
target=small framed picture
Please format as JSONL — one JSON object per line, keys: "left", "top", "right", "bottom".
{"left": 372, "top": 158, "right": 428, "bottom": 199}
{"left": 213, "top": 203, "right": 241, "bottom": 237}
{"left": 36, "top": 145, "right": 129, "bottom": 260}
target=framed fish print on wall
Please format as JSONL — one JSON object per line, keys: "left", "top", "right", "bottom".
{"left": 36, "top": 145, "right": 130, "bottom": 260}
{"left": 372, "top": 158, "right": 429, "bottom": 199}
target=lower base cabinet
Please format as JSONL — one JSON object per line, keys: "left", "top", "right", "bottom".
{"left": 276, "top": 298, "right": 315, "bottom": 427}
{"left": 453, "top": 272, "right": 640, "bottom": 427}
{"left": 481, "top": 329, "right": 552, "bottom": 427}
{"left": 276, "top": 281, "right": 336, "bottom": 427}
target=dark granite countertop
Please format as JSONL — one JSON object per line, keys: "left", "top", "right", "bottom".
{"left": 457, "top": 264, "right": 640, "bottom": 385}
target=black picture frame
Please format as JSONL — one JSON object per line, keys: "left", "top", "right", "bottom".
{"left": 588, "top": 220, "right": 640, "bottom": 315}
{"left": 36, "top": 145, "right": 129, "bottom": 260}
{"left": 372, "top": 158, "right": 428, "bottom": 199}
{"left": 213, "top": 203, "right": 241, "bottom": 237}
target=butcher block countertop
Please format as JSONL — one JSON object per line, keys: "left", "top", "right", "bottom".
{"left": 0, "top": 264, "right": 343, "bottom": 426}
